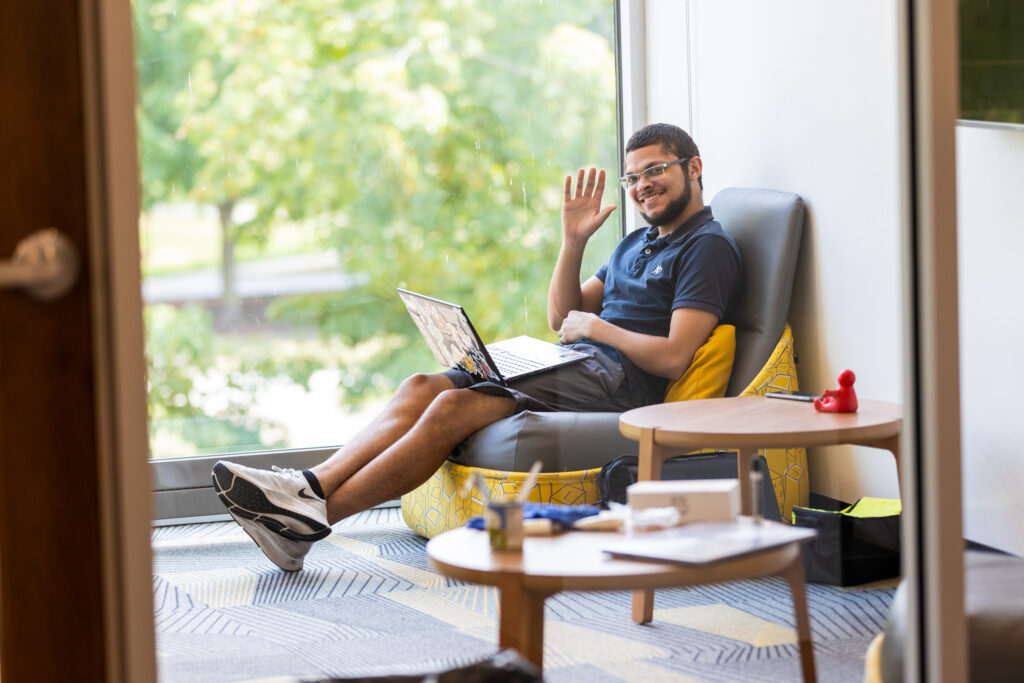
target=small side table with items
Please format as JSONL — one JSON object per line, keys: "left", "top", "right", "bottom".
{"left": 426, "top": 521, "right": 818, "bottom": 682}
{"left": 619, "top": 394, "right": 903, "bottom": 623}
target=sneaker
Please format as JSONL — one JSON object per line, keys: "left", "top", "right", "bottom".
{"left": 212, "top": 461, "right": 332, "bottom": 543}
{"left": 235, "top": 514, "right": 314, "bottom": 571}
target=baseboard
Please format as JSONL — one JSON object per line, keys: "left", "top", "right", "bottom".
{"left": 964, "top": 538, "right": 1013, "bottom": 555}
{"left": 151, "top": 498, "right": 402, "bottom": 527}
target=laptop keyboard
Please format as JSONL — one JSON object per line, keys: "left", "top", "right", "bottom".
{"left": 487, "top": 347, "right": 547, "bottom": 376}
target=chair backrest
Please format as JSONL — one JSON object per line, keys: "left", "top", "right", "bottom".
{"left": 711, "top": 188, "right": 805, "bottom": 396}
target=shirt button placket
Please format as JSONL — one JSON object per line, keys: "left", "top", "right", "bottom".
{"left": 630, "top": 248, "right": 651, "bottom": 276}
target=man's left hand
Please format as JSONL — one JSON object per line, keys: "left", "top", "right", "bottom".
{"left": 557, "top": 310, "right": 598, "bottom": 344}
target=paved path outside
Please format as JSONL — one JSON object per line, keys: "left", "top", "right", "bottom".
{"left": 143, "top": 251, "right": 363, "bottom": 304}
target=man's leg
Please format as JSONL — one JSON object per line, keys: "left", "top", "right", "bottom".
{"left": 321, "top": 386, "right": 515, "bottom": 522}
{"left": 309, "top": 372, "right": 458, "bottom": 496}
{"left": 212, "top": 373, "right": 514, "bottom": 569}
{"left": 212, "top": 372, "right": 455, "bottom": 570}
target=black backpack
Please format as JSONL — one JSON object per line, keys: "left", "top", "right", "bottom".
{"left": 596, "top": 450, "right": 782, "bottom": 522}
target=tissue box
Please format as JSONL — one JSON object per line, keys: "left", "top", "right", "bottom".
{"left": 626, "top": 479, "right": 740, "bottom": 523}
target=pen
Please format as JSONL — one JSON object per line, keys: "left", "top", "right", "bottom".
{"left": 515, "top": 460, "right": 543, "bottom": 504}
{"left": 461, "top": 472, "right": 492, "bottom": 507}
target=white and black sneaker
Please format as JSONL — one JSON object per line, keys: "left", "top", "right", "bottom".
{"left": 235, "top": 515, "right": 315, "bottom": 572}
{"left": 212, "top": 461, "right": 332, "bottom": 546}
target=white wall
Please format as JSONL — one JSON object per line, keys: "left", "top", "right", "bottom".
{"left": 957, "top": 123, "right": 1024, "bottom": 555}
{"left": 643, "top": 0, "right": 905, "bottom": 502}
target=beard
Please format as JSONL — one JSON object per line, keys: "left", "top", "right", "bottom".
{"left": 639, "top": 178, "right": 692, "bottom": 228}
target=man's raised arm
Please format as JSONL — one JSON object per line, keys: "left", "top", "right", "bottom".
{"left": 547, "top": 167, "right": 616, "bottom": 331}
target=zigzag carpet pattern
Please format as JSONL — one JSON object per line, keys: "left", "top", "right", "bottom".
{"left": 153, "top": 508, "right": 894, "bottom": 682}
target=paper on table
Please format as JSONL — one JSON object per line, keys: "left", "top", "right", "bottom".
{"left": 603, "top": 518, "right": 816, "bottom": 566}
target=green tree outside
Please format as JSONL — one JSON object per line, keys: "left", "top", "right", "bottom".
{"left": 136, "top": 0, "right": 620, "bottom": 457}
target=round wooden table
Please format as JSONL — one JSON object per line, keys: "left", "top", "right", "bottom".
{"left": 619, "top": 395, "right": 903, "bottom": 624}
{"left": 427, "top": 526, "right": 816, "bottom": 682}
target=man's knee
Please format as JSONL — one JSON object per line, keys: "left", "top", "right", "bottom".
{"left": 396, "top": 372, "right": 454, "bottom": 399}
{"left": 427, "top": 386, "right": 511, "bottom": 422}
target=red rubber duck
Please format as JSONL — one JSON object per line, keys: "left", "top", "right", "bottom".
{"left": 814, "top": 369, "right": 858, "bottom": 413}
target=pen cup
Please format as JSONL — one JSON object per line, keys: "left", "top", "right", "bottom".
{"left": 485, "top": 500, "right": 524, "bottom": 551}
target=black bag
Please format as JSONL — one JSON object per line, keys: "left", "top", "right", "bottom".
{"left": 597, "top": 451, "right": 782, "bottom": 522}
{"left": 791, "top": 497, "right": 901, "bottom": 586}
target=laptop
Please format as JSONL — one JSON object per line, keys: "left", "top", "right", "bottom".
{"left": 397, "top": 288, "right": 588, "bottom": 384}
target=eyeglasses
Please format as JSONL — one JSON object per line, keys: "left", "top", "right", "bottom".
{"left": 618, "top": 157, "right": 691, "bottom": 190}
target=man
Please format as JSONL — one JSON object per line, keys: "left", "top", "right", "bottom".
{"left": 212, "top": 123, "right": 742, "bottom": 570}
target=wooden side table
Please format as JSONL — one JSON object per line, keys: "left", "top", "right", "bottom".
{"left": 427, "top": 526, "right": 817, "bottom": 682}
{"left": 619, "top": 395, "right": 903, "bottom": 624}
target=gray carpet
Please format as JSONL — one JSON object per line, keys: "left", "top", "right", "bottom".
{"left": 153, "top": 508, "right": 894, "bottom": 682}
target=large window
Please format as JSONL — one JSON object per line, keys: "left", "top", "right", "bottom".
{"left": 135, "top": 0, "right": 620, "bottom": 460}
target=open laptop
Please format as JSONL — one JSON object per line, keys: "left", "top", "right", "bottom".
{"left": 397, "top": 288, "right": 588, "bottom": 384}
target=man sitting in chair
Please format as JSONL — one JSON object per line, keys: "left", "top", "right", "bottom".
{"left": 212, "top": 123, "right": 743, "bottom": 570}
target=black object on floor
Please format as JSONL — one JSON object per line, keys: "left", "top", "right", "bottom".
{"left": 597, "top": 451, "right": 782, "bottom": 522}
{"left": 791, "top": 497, "right": 901, "bottom": 586}
{"left": 310, "top": 649, "right": 542, "bottom": 683}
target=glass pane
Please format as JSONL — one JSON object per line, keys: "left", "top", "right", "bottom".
{"left": 958, "top": 3, "right": 1024, "bottom": 680}
{"left": 135, "top": 0, "right": 619, "bottom": 459}
{"left": 960, "top": 0, "right": 1024, "bottom": 124}
{"left": 958, "top": 5, "right": 1024, "bottom": 553}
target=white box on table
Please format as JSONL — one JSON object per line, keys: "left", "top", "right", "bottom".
{"left": 626, "top": 479, "right": 740, "bottom": 523}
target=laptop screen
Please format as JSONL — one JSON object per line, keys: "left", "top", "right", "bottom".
{"left": 397, "top": 288, "right": 503, "bottom": 382}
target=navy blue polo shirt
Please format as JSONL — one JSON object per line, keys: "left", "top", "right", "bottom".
{"left": 592, "top": 206, "right": 743, "bottom": 401}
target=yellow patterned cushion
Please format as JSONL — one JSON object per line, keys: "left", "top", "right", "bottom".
{"left": 737, "top": 322, "right": 809, "bottom": 522}
{"left": 664, "top": 324, "right": 736, "bottom": 402}
{"left": 400, "top": 461, "right": 602, "bottom": 539}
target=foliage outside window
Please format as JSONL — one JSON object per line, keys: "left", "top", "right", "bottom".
{"left": 960, "top": 0, "right": 1024, "bottom": 124}
{"left": 135, "top": 0, "right": 619, "bottom": 458}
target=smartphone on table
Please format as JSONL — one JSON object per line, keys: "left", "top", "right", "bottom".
{"left": 764, "top": 391, "right": 818, "bottom": 402}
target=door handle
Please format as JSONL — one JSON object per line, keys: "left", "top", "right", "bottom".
{"left": 0, "top": 228, "right": 80, "bottom": 301}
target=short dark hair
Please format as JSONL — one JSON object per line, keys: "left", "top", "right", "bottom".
{"left": 625, "top": 123, "right": 702, "bottom": 189}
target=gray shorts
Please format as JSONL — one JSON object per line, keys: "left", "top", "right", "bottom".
{"left": 443, "top": 342, "right": 646, "bottom": 414}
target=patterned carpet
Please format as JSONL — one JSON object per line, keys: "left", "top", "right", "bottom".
{"left": 153, "top": 508, "right": 894, "bottom": 682}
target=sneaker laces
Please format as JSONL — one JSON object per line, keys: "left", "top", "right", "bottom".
{"left": 271, "top": 466, "right": 323, "bottom": 502}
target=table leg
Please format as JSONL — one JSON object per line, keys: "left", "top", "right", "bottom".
{"left": 737, "top": 447, "right": 757, "bottom": 516}
{"left": 882, "top": 435, "right": 902, "bottom": 499}
{"left": 779, "top": 555, "right": 817, "bottom": 683}
{"left": 631, "top": 589, "right": 653, "bottom": 625}
{"left": 635, "top": 426, "right": 671, "bottom": 481}
{"left": 852, "top": 435, "right": 903, "bottom": 501}
{"left": 632, "top": 427, "right": 671, "bottom": 624}
{"left": 498, "top": 581, "right": 547, "bottom": 671}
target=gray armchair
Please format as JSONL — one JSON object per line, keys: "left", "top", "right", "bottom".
{"left": 450, "top": 187, "right": 804, "bottom": 469}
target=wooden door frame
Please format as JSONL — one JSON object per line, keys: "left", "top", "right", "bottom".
{"left": 0, "top": 1, "right": 155, "bottom": 681}
{"left": 901, "top": 1, "right": 968, "bottom": 681}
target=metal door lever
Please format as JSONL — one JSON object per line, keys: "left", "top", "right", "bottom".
{"left": 0, "top": 228, "right": 80, "bottom": 301}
